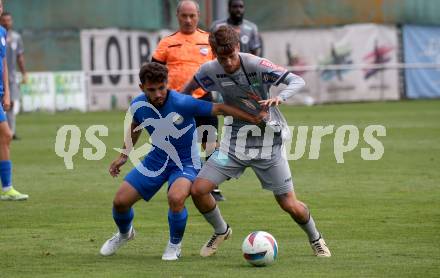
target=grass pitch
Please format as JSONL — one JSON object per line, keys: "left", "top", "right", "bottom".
{"left": 1, "top": 100, "right": 439, "bottom": 277}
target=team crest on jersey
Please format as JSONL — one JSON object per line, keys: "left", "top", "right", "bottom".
{"left": 200, "top": 76, "right": 215, "bottom": 88}
{"left": 172, "top": 113, "right": 184, "bottom": 125}
{"left": 200, "top": 46, "right": 209, "bottom": 56}
{"left": 241, "top": 35, "right": 250, "bottom": 44}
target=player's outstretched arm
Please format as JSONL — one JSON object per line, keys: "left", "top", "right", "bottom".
{"left": 212, "top": 103, "right": 267, "bottom": 124}
{"left": 258, "top": 72, "right": 305, "bottom": 107}
{"left": 181, "top": 78, "right": 201, "bottom": 95}
{"left": 109, "top": 121, "right": 142, "bottom": 177}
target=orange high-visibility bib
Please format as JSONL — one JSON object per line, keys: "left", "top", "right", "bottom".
{"left": 153, "top": 29, "right": 213, "bottom": 98}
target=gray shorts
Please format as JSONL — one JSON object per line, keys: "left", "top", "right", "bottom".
{"left": 198, "top": 144, "right": 294, "bottom": 195}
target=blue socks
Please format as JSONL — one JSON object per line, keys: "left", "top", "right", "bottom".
{"left": 112, "top": 207, "right": 134, "bottom": 234}
{"left": 168, "top": 207, "right": 188, "bottom": 244}
{"left": 112, "top": 206, "right": 188, "bottom": 244}
{"left": 0, "top": 160, "right": 12, "bottom": 190}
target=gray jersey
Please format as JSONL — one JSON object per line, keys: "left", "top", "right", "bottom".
{"left": 6, "top": 30, "right": 24, "bottom": 84}
{"left": 211, "top": 19, "right": 261, "bottom": 54}
{"left": 195, "top": 53, "right": 304, "bottom": 153}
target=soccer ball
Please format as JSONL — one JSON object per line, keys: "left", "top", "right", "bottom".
{"left": 242, "top": 231, "right": 278, "bottom": 266}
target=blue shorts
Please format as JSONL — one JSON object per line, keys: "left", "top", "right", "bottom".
{"left": 124, "top": 156, "right": 199, "bottom": 201}
{"left": 0, "top": 101, "right": 5, "bottom": 122}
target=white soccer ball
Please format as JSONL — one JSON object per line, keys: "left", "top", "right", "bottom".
{"left": 242, "top": 231, "right": 278, "bottom": 266}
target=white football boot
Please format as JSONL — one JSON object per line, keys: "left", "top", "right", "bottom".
{"left": 200, "top": 225, "right": 232, "bottom": 257}
{"left": 310, "top": 234, "right": 331, "bottom": 257}
{"left": 161, "top": 241, "right": 182, "bottom": 261}
{"left": 100, "top": 226, "right": 135, "bottom": 256}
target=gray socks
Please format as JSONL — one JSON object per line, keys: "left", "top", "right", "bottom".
{"left": 203, "top": 206, "right": 228, "bottom": 234}
{"left": 298, "top": 215, "right": 320, "bottom": 242}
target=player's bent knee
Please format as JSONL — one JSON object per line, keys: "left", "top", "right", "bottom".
{"left": 168, "top": 192, "right": 186, "bottom": 211}
{"left": 113, "top": 195, "right": 130, "bottom": 212}
{"left": 0, "top": 131, "right": 12, "bottom": 145}
{"left": 189, "top": 186, "right": 201, "bottom": 197}
{"left": 190, "top": 178, "right": 214, "bottom": 196}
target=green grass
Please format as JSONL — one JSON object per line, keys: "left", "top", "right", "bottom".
{"left": 1, "top": 100, "right": 439, "bottom": 277}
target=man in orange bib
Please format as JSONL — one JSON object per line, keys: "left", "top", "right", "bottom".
{"left": 152, "top": 0, "right": 225, "bottom": 201}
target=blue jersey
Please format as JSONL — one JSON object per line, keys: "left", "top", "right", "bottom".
{"left": 0, "top": 26, "right": 6, "bottom": 93}
{"left": 130, "top": 90, "right": 213, "bottom": 165}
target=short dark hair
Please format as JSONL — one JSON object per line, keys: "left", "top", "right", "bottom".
{"left": 139, "top": 62, "right": 168, "bottom": 84}
{"left": 228, "top": 0, "right": 244, "bottom": 8}
{"left": 209, "top": 25, "right": 240, "bottom": 55}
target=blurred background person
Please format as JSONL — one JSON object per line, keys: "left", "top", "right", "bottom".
{"left": 0, "top": 1, "right": 27, "bottom": 201}
{"left": 211, "top": 0, "right": 262, "bottom": 56}
{"left": 0, "top": 11, "right": 26, "bottom": 140}
{"left": 152, "top": 0, "right": 225, "bottom": 201}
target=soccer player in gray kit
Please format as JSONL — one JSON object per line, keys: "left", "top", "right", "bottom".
{"left": 183, "top": 25, "right": 331, "bottom": 258}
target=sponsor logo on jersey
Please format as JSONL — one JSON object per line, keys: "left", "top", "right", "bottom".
{"left": 199, "top": 46, "right": 209, "bottom": 56}
{"left": 262, "top": 72, "right": 281, "bottom": 83}
{"left": 221, "top": 81, "right": 235, "bottom": 87}
{"left": 260, "top": 60, "right": 276, "bottom": 68}
{"left": 260, "top": 60, "right": 286, "bottom": 71}
{"left": 200, "top": 76, "right": 215, "bottom": 88}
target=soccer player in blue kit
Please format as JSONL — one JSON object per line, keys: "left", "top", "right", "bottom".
{"left": 100, "top": 62, "right": 265, "bottom": 260}
{"left": 0, "top": 0, "right": 28, "bottom": 201}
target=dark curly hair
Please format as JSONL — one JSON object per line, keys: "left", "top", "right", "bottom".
{"left": 209, "top": 25, "right": 240, "bottom": 55}
{"left": 139, "top": 62, "right": 168, "bottom": 84}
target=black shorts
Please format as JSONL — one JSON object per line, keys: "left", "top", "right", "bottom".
{"left": 195, "top": 92, "right": 219, "bottom": 144}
